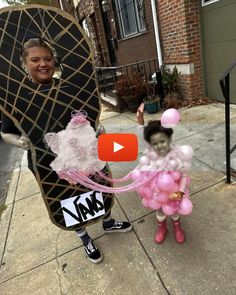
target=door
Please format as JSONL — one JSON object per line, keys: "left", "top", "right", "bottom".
{"left": 202, "top": 0, "right": 236, "bottom": 103}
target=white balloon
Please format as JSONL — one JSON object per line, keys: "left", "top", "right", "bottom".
{"left": 139, "top": 156, "right": 150, "bottom": 165}
{"left": 178, "top": 145, "right": 193, "bottom": 161}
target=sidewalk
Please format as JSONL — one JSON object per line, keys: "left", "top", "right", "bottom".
{"left": 0, "top": 103, "right": 236, "bottom": 295}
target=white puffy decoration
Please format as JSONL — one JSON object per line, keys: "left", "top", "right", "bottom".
{"left": 178, "top": 145, "right": 193, "bottom": 161}
{"left": 44, "top": 133, "right": 59, "bottom": 154}
{"left": 44, "top": 113, "right": 105, "bottom": 174}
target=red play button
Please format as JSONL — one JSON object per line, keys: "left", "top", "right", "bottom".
{"left": 98, "top": 134, "right": 138, "bottom": 162}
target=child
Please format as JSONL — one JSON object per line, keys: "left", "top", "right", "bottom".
{"left": 137, "top": 104, "right": 192, "bottom": 244}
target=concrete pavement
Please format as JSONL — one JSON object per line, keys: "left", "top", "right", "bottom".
{"left": 0, "top": 103, "right": 236, "bottom": 295}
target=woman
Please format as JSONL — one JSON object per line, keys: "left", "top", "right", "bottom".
{"left": 1, "top": 38, "right": 132, "bottom": 264}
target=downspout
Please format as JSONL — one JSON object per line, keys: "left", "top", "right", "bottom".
{"left": 58, "top": 0, "right": 64, "bottom": 10}
{"left": 151, "top": 0, "right": 163, "bottom": 67}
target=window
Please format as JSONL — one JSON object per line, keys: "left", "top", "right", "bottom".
{"left": 113, "top": 0, "right": 146, "bottom": 39}
{"left": 202, "top": 0, "right": 220, "bottom": 6}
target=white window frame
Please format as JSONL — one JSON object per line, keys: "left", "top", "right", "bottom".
{"left": 114, "top": 0, "right": 146, "bottom": 39}
{"left": 202, "top": 0, "right": 220, "bottom": 7}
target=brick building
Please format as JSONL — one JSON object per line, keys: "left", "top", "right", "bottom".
{"left": 73, "top": 0, "right": 204, "bottom": 100}
{"left": 158, "top": 0, "right": 204, "bottom": 100}
{"left": 70, "top": 1, "right": 236, "bottom": 103}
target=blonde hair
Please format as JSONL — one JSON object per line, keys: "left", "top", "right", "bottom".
{"left": 21, "top": 38, "right": 56, "bottom": 63}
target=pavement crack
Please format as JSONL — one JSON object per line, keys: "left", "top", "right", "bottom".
{"left": 56, "top": 257, "right": 64, "bottom": 295}
{"left": 132, "top": 227, "right": 172, "bottom": 295}
{"left": 55, "top": 231, "right": 64, "bottom": 295}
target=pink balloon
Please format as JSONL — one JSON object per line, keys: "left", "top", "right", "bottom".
{"left": 136, "top": 187, "right": 146, "bottom": 197}
{"left": 156, "top": 191, "right": 169, "bottom": 203}
{"left": 143, "top": 187, "right": 153, "bottom": 199}
{"left": 161, "top": 108, "right": 180, "bottom": 128}
{"left": 148, "top": 199, "right": 162, "bottom": 210}
{"left": 162, "top": 203, "right": 175, "bottom": 215}
{"left": 153, "top": 192, "right": 159, "bottom": 200}
{"left": 178, "top": 145, "right": 193, "bottom": 161}
{"left": 169, "top": 182, "right": 179, "bottom": 193}
{"left": 150, "top": 179, "right": 158, "bottom": 191}
{"left": 170, "top": 171, "right": 181, "bottom": 181}
{"left": 142, "top": 198, "right": 150, "bottom": 208}
{"left": 178, "top": 198, "right": 193, "bottom": 215}
{"left": 130, "top": 170, "right": 142, "bottom": 181}
{"left": 156, "top": 173, "right": 175, "bottom": 192}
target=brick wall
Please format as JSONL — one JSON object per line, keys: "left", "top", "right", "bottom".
{"left": 158, "top": 0, "right": 204, "bottom": 100}
{"left": 76, "top": 0, "right": 110, "bottom": 66}
{"left": 114, "top": 0, "right": 157, "bottom": 65}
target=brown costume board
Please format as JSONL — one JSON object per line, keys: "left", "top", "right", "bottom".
{"left": 0, "top": 5, "right": 114, "bottom": 230}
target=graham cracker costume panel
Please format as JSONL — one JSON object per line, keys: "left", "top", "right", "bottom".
{"left": 0, "top": 5, "right": 114, "bottom": 230}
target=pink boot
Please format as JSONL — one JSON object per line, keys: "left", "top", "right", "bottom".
{"left": 155, "top": 220, "right": 168, "bottom": 244}
{"left": 172, "top": 218, "right": 185, "bottom": 244}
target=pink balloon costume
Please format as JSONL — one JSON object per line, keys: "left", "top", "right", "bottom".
{"left": 133, "top": 141, "right": 193, "bottom": 216}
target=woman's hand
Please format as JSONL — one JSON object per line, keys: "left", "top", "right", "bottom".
{"left": 18, "top": 136, "right": 30, "bottom": 150}
{"left": 96, "top": 124, "right": 106, "bottom": 138}
{"left": 169, "top": 191, "right": 184, "bottom": 201}
{"left": 1, "top": 132, "right": 30, "bottom": 150}
{"left": 137, "top": 103, "right": 145, "bottom": 125}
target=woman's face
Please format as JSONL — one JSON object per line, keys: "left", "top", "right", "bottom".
{"left": 149, "top": 132, "right": 171, "bottom": 157}
{"left": 23, "top": 46, "right": 55, "bottom": 84}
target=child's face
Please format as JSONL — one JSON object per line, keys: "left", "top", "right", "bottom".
{"left": 149, "top": 132, "right": 171, "bottom": 157}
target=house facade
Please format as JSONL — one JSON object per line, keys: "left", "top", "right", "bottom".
{"left": 70, "top": 1, "right": 236, "bottom": 103}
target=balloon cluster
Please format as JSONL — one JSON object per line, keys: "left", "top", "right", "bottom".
{"left": 132, "top": 170, "right": 193, "bottom": 216}
{"left": 132, "top": 108, "right": 193, "bottom": 216}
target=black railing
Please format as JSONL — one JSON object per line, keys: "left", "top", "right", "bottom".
{"left": 96, "top": 58, "right": 159, "bottom": 95}
{"left": 219, "top": 60, "right": 236, "bottom": 183}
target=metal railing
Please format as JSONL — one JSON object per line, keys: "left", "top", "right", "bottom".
{"left": 96, "top": 58, "right": 159, "bottom": 95}
{"left": 219, "top": 60, "right": 236, "bottom": 183}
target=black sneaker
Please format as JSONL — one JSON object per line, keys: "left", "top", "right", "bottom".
{"left": 84, "top": 240, "right": 103, "bottom": 264}
{"left": 103, "top": 220, "right": 132, "bottom": 233}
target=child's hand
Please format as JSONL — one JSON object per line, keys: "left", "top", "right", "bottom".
{"left": 169, "top": 191, "right": 184, "bottom": 201}
{"left": 137, "top": 103, "right": 144, "bottom": 125}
